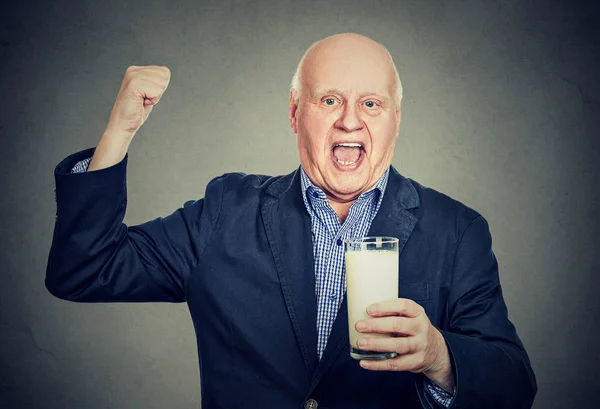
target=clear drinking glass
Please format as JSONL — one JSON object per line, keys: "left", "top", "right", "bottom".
{"left": 345, "top": 236, "right": 399, "bottom": 360}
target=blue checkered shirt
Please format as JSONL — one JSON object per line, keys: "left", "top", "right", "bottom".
{"left": 298, "top": 167, "right": 389, "bottom": 357}
{"left": 71, "top": 157, "right": 454, "bottom": 406}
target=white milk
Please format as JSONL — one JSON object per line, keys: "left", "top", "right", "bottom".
{"left": 345, "top": 250, "right": 399, "bottom": 348}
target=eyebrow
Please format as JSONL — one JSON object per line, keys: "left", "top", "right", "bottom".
{"left": 313, "top": 88, "right": 391, "bottom": 100}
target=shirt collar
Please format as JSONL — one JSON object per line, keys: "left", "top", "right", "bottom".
{"left": 299, "top": 166, "right": 390, "bottom": 213}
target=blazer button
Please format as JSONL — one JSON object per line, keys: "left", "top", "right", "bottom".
{"left": 304, "top": 399, "right": 318, "bottom": 409}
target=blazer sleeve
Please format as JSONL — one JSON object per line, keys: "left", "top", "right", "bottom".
{"left": 418, "top": 215, "right": 537, "bottom": 408}
{"left": 45, "top": 148, "right": 224, "bottom": 303}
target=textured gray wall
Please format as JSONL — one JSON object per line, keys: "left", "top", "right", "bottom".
{"left": 1, "top": 0, "right": 599, "bottom": 408}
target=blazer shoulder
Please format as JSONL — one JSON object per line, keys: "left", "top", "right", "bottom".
{"left": 216, "top": 171, "right": 282, "bottom": 189}
{"left": 208, "top": 171, "right": 285, "bottom": 202}
{"left": 407, "top": 178, "right": 483, "bottom": 230}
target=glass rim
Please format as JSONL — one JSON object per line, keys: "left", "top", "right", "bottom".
{"left": 344, "top": 236, "right": 399, "bottom": 245}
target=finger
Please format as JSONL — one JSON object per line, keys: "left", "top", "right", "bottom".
{"left": 139, "top": 65, "right": 170, "bottom": 76}
{"left": 122, "top": 70, "right": 169, "bottom": 93}
{"left": 130, "top": 81, "right": 168, "bottom": 104}
{"left": 141, "top": 105, "right": 153, "bottom": 122}
{"left": 126, "top": 65, "right": 170, "bottom": 79}
{"left": 356, "top": 335, "right": 417, "bottom": 354}
{"left": 367, "top": 298, "right": 423, "bottom": 318}
{"left": 162, "top": 67, "right": 171, "bottom": 89}
{"left": 360, "top": 352, "right": 428, "bottom": 373}
{"left": 130, "top": 76, "right": 169, "bottom": 93}
{"left": 137, "top": 69, "right": 170, "bottom": 86}
{"left": 355, "top": 316, "right": 419, "bottom": 336}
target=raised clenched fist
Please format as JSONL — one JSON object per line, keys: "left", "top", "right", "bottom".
{"left": 105, "top": 65, "right": 171, "bottom": 138}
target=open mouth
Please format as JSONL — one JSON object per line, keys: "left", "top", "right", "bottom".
{"left": 331, "top": 142, "right": 365, "bottom": 169}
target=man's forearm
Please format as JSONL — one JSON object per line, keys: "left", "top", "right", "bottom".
{"left": 424, "top": 329, "right": 455, "bottom": 393}
{"left": 88, "top": 130, "right": 133, "bottom": 171}
{"left": 425, "top": 363, "right": 454, "bottom": 393}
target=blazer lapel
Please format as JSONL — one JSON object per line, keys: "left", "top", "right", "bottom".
{"left": 261, "top": 168, "right": 319, "bottom": 374}
{"left": 308, "top": 166, "right": 420, "bottom": 391}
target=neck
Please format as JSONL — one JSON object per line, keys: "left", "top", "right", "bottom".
{"left": 329, "top": 199, "right": 354, "bottom": 224}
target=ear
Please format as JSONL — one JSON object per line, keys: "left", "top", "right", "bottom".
{"left": 394, "top": 107, "right": 402, "bottom": 138}
{"left": 289, "top": 89, "right": 299, "bottom": 134}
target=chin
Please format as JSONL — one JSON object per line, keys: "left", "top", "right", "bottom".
{"left": 328, "top": 175, "right": 369, "bottom": 197}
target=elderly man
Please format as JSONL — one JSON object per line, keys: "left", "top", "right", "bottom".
{"left": 46, "top": 33, "right": 537, "bottom": 408}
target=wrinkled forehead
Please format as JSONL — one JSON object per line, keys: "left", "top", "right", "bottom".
{"left": 302, "top": 47, "right": 396, "bottom": 100}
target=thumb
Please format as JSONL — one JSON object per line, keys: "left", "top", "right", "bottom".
{"left": 141, "top": 104, "right": 154, "bottom": 124}
{"left": 144, "top": 93, "right": 163, "bottom": 106}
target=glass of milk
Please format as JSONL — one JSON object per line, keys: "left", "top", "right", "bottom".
{"left": 345, "top": 236, "right": 399, "bottom": 360}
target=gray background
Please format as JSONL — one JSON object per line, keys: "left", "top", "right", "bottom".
{"left": 1, "top": 0, "right": 599, "bottom": 408}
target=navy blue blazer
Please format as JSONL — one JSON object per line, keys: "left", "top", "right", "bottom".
{"left": 46, "top": 148, "right": 537, "bottom": 408}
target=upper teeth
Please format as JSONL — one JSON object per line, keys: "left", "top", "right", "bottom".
{"left": 335, "top": 143, "right": 362, "bottom": 148}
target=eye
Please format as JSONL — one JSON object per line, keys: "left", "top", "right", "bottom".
{"left": 364, "top": 100, "right": 379, "bottom": 109}
{"left": 324, "top": 98, "right": 338, "bottom": 106}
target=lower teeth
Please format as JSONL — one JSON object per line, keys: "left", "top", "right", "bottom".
{"left": 337, "top": 159, "right": 356, "bottom": 165}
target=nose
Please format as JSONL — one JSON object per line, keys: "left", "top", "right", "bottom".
{"left": 335, "top": 103, "right": 364, "bottom": 132}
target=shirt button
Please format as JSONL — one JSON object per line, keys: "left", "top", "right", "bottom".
{"left": 304, "top": 399, "right": 318, "bottom": 409}
{"left": 336, "top": 238, "right": 343, "bottom": 246}
{"left": 312, "top": 191, "right": 319, "bottom": 199}
{"left": 329, "top": 293, "right": 338, "bottom": 301}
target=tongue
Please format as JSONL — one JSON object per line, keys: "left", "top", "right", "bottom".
{"left": 333, "top": 146, "right": 361, "bottom": 163}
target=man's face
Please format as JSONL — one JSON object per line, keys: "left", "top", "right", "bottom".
{"left": 289, "top": 38, "right": 401, "bottom": 203}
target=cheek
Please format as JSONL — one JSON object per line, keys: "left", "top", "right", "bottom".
{"left": 304, "top": 113, "right": 330, "bottom": 135}
{"left": 368, "top": 120, "right": 398, "bottom": 155}
{"left": 300, "top": 111, "right": 333, "bottom": 145}
{"left": 297, "top": 125, "right": 325, "bottom": 159}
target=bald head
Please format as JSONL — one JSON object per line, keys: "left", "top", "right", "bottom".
{"left": 290, "top": 33, "right": 403, "bottom": 107}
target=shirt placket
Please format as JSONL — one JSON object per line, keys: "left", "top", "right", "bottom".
{"left": 314, "top": 196, "right": 341, "bottom": 356}
{"left": 325, "top": 197, "right": 369, "bottom": 322}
